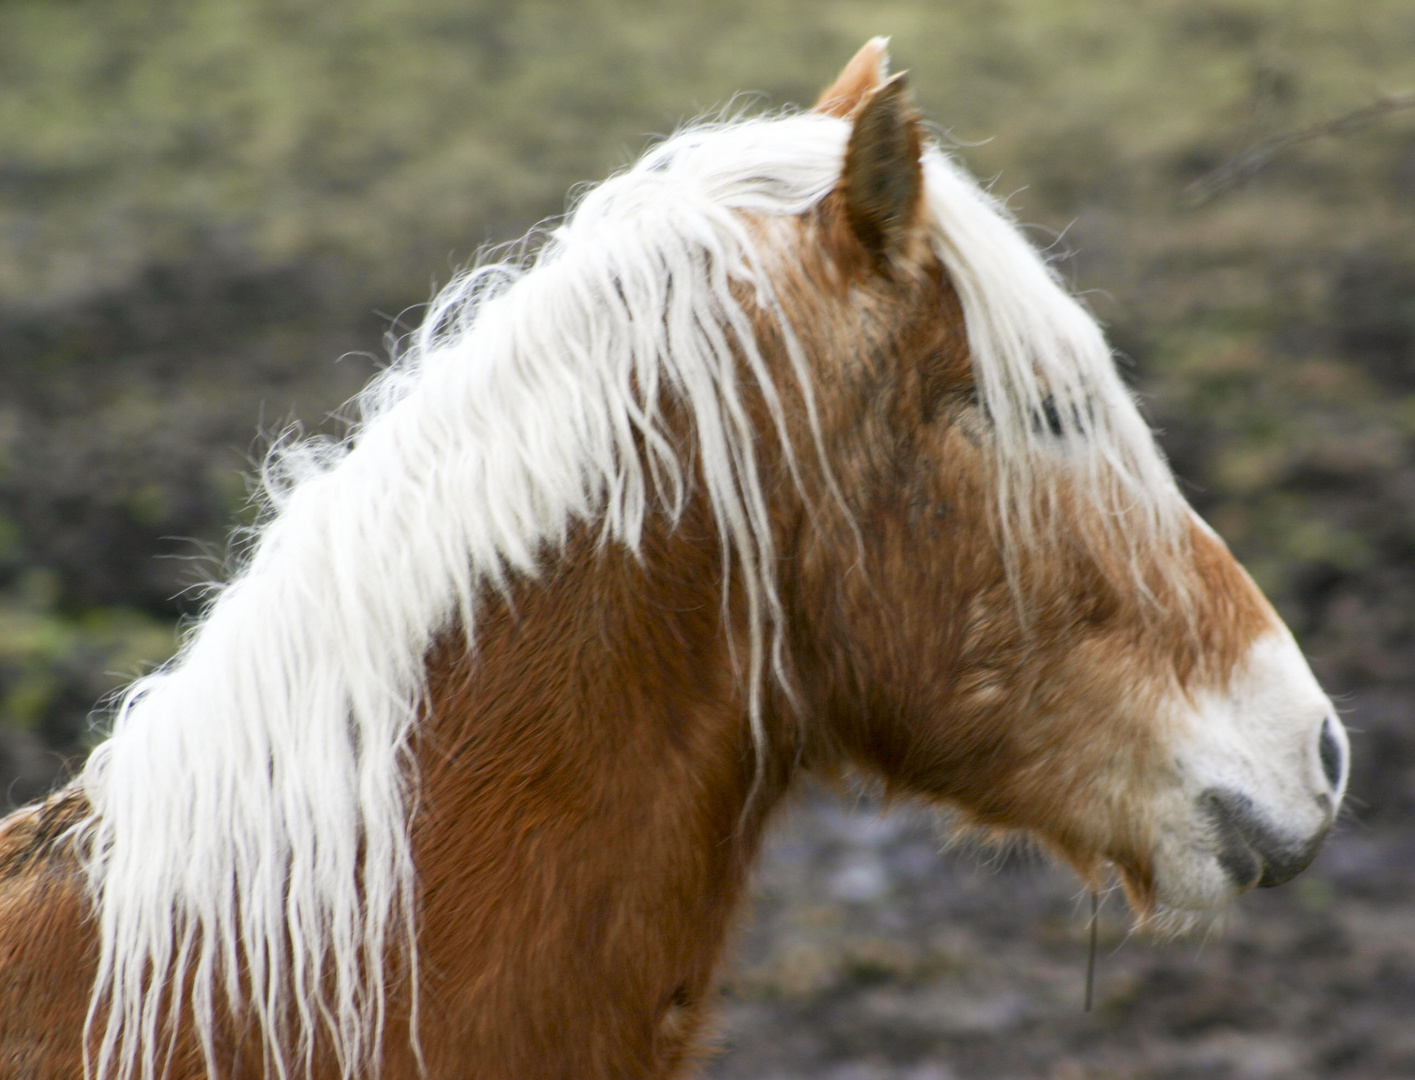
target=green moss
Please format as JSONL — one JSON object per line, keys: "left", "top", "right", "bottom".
{"left": 0, "top": 586, "right": 177, "bottom": 734}
{"left": 3, "top": 0, "right": 1410, "bottom": 298}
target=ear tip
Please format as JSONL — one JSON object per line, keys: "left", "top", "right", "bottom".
{"left": 815, "top": 37, "right": 894, "bottom": 118}
{"left": 855, "top": 38, "right": 894, "bottom": 84}
{"left": 879, "top": 71, "right": 910, "bottom": 95}
{"left": 864, "top": 35, "right": 892, "bottom": 70}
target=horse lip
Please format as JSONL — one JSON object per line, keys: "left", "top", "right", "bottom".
{"left": 1200, "top": 788, "right": 1329, "bottom": 890}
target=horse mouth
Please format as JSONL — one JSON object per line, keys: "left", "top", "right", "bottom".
{"left": 1201, "top": 788, "right": 1331, "bottom": 890}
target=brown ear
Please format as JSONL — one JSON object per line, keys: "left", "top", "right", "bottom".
{"left": 815, "top": 37, "right": 891, "bottom": 118}
{"left": 840, "top": 73, "right": 925, "bottom": 264}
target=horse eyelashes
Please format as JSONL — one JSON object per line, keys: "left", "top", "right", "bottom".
{"left": 957, "top": 388, "right": 1092, "bottom": 440}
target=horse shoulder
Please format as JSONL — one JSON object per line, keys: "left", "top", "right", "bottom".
{"left": 0, "top": 789, "right": 95, "bottom": 1079}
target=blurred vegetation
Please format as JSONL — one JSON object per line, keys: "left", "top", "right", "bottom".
{"left": 2, "top": 0, "right": 1414, "bottom": 801}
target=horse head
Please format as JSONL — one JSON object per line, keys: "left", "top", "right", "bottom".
{"left": 765, "top": 39, "right": 1345, "bottom": 915}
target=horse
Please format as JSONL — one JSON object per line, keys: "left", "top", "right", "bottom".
{"left": 0, "top": 39, "right": 1347, "bottom": 1080}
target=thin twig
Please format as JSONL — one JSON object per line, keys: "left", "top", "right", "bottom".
{"left": 1185, "top": 91, "right": 1415, "bottom": 206}
{"left": 1084, "top": 890, "right": 1099, "bottom": 1012}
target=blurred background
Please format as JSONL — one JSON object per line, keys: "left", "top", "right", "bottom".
{"left": 1, "top": 1, "right": 1412, "bottom": 1077}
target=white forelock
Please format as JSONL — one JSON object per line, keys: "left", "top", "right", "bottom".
{"left": 74, "top": 108, "right": 1185, "bottom": 1080}
{"left": 921, "top": 149, "right": 1188, "bottom": 592}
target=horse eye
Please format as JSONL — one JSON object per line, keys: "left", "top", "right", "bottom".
{"left": 1030, "top": 395, "right": 1094, "bottom": 439}
{"left": 1034, "top": 397, "right": 1065, "bottom": 438}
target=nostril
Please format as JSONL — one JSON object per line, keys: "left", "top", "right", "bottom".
{"left": 1319, "top": 716, "right": 1345, "bottom": 791}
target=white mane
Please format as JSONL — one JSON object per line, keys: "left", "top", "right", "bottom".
{"left": 75, "top": 108, "right": 1184, "bottom": 1080}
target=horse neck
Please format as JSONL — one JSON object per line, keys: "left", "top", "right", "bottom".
{"left": 406, "top": 502, "right": 792, "bottom": 1075}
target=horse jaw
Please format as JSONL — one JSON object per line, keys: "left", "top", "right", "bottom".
{"left": 1145, "top": 626, "right": 1347, "bottom": 911}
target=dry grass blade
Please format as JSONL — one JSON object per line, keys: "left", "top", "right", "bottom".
{"left": 1185, "top": 91, "right": 1415, "bottom": 205}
